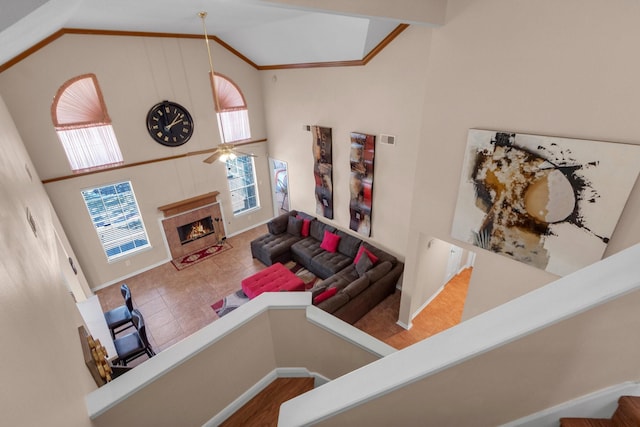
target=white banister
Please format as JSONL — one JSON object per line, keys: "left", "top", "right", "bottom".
{"left": 278, "top": 243, "right": 640, "bottom": 426}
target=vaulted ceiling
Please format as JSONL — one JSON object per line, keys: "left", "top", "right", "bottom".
{"left": 0, "top": 0, "right": 447, "bottom": 69}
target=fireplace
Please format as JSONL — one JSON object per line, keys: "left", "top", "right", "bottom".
{"left": 158, "top": 192, "right": 225, "bottom": 260}
{"left": 177, "top": 217, "right": 215, "bottom": 245}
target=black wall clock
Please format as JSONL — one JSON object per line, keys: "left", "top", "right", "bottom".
{"left": 146, "top": 100, "right": 194, "bottom": 146}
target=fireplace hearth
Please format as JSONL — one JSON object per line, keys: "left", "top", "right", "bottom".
{"left": 158, "top": 192, "right": 225, "bottom": 260}
{"left": 177, "top": 217, "right": 215, "bottom": 245}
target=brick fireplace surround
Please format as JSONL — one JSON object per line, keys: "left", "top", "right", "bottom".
{"left": 158, "top": 192, "right": 225, "bottom": 259}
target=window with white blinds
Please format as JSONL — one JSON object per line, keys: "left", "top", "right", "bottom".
{"left": 81, "top": 181, "right": 150, "bottom": 261}
{"left": 226, "top": 155, "right": 259, "bottom": 215}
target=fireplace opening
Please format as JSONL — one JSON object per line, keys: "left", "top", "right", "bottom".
{"left": 177, "top": 216, "right": 215, "bottom": 245}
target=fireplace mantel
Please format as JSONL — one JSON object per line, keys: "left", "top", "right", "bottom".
{"left": 158, "top": 191, "right": 220, "bottom": 218}
{"left": 159, "top": 193, "right": 225, "bottom": 259}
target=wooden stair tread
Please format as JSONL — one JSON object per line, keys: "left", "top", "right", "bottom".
{"left": 559, "top": 418, "right": 613, "bottom": 427}
{"left": 221, "top": 377, "right": 315, "bottom": 427}
{"left": 560, "top": 395, "right": 640, "bottom": 427}
{"left": 612, "top": 396, "right": 640, "bottom": 426}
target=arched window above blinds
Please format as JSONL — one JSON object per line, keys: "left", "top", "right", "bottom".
{"left": 213, "top": 73, "right": 247, "bottom": 111}
{"left": 52, "top": 74, "right": 111, "bottom": 128}
{"left": 51, "top": 74, "right": 123, "bottom": 172}
{"left": 210, "top": 73, "right": 251, "bottom": 143}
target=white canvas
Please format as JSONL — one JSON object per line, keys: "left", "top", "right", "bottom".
{"left": 451, "top": 129, "right": 640, "bottom": 276}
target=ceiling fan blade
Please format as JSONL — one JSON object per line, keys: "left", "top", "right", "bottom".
{"left": 203, "top": 149, "right": 222, "bottom": 164}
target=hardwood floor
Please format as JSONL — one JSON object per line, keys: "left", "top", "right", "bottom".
{"left": 355, "top": 268, "right": 471, "bottom": 349}
{"left": 96, "top": 225, "right": 469, "bottom": 359}
{"left": 220, "top": 377, "right": 315, "bottom": 427}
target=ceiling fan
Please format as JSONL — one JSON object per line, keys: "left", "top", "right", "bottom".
{"left": 202, "top": 141, "right": 257, "bottom": 164}
{"left": 199, "top": 11, "right": 258, "bottom": 164}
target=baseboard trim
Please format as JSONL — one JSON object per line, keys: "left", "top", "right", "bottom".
{"left": 396, "top": 320, "right": 411, "bottom": 330}
{"left": 91, "top": 258, "right": 171, "bottom": 292}
{"left": 500, "top": 381, "right": 640, "bottom": 427}
{"left": 203, "top": 367, "right": 325, "bottom": 427}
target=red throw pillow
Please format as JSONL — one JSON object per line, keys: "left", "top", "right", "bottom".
{"left": 313, "top": 287, "right": 337, "bottom": 304}
{"left": 296, "top": 215, "right": 311, "bottom": 237}
{"left": 320, "top": 230, "right": 341, "bottom": 253}
{"left": 354, "top": 245, "right": 379, "bottom": 265}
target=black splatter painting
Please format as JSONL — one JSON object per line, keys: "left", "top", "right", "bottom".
{"left": 451, "top": 130, "right": 640, "bottom": 276}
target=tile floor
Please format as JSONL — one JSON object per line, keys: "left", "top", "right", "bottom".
{"left": 96, "top": 224, "right": 468, "bottom": 363}
{"left": 96, "top": 225, "right": 268, "bottom": 353}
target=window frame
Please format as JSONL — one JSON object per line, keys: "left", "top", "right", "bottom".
{"left": 81, "top": 181, "right": 151, "bottom": 262}
{"left": 225, "top": 155, "right": 260, "bottom": 216}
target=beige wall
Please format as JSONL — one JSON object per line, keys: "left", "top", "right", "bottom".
{"left": 92, "top": 309, "right": 381, "bottom": 426}
{"left": 405, "top": 0, "right": 640, "bottom": 320}
{"left": 318, "top": 287, "right": 640, "bottom": 426}
{"left": 261, "top": 26, "right": 433, "bottom": 258}
{"left": 0, "top": 95, "right": 96, "bottom": 426}
{"left": 0, "top": 33, "right": 274, "bottom": 289}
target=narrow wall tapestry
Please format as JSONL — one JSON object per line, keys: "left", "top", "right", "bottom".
{"left": 451, "top": 129, "right": 640, "bottom": 276}
{"left": 349, "top": 132, "right": 376, "bottom": 236}
{"left": 311, "top": 126, "right": 333, "bottom": 219}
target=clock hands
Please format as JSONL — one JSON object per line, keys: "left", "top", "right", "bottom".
{"left": 164, "top": 113, "right": 184, "bottom": 131}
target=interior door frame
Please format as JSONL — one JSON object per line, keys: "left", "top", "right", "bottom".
{"left": 269, "top": 158, "right": 290, "bottom": 216}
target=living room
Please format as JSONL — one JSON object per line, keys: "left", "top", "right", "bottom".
{"left": 4, "top": 1, "right": 640, "bottom": 425}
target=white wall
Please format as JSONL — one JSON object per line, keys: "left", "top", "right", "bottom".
{"left": 0, "top": 95, "right": 96, "bottom": 426}
{"left": 261, "top": 26, "right": 433, "bottom": 257}
{"left": 0, "top": 33, "right": 274, "bottom": 289}
{"left": 405, "top": 0, "right": 640, "bottom": 320}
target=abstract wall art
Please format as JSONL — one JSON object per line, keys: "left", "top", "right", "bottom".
{"left": 311, "top": 126, "right": 333, "bottom": 219}
{"left": 451, "top": 129, "right": 640, "bottom": 276}
{"left": 349, "top": 132, "right": 376, "bottom": 236}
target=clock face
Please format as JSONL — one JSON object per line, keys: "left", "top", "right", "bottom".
{"left": 146, "top": 101, "right": 194, "bottom": 147}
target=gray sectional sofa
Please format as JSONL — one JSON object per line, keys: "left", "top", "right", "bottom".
{"left": 250, "top": 210, "right": 404, "bottom": 324}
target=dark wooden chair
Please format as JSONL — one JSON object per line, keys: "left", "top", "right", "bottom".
{"left": 113, "top": 309, "right": 156, "bottom": 366}
{"left": 104, "top": 284, "right": 135, "bottom": 339}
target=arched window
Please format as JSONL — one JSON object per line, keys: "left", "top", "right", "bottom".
{"left": 211, "top": 73, "right": 251, "bottom": 143}
{"left": 51, "top": 74, "right": 123, "bottom": 172}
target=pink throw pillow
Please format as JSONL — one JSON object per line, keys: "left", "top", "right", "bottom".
{"left": 296, "top": 215, "right": 311, "bottom": 237}
{"left": 354, "top": 245, "right": 379, "bottom": 265}
{"left": 313, "top": 287, "right": 337, "bottom": 304}
{"left": 320, "top": 230, "right": 341, "bottom": 253}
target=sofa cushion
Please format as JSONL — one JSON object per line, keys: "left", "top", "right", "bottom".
{"left": 296, "top": 215, "right": 312, "bottom": 237}
{"left": 313, "top": 274, "right": 350, "bottom": 293}
{"left": 291, "top": 238, "right": 324, "bottom": 267}
{"left": 310, "top": 281, "right": 329, "bottom": 299}
{"left": 296, "top": 211, "right": 316, "bottom": 222}
{"left": 317, "top": 291, "right": 349, "bottom": 313}
{"left": 354, "top": 245, "right": 379, "bottom": 265}
{"left": 360, "top": 242, "right": 397, "bottom": 266}
{"left": 250, "top": 232, "right": 301, "bottom": 266}
{"left": 310, "top": 250, "right": 353, "bottom": 279}
{"left": 343, "top": 275, "right": 370, "bottom": 299}
{"left": 320, "top": 230, "right": 341, "bottom": 253}
{"left": 310, "top": 220, "right": 335, "bottom": 242}
{"left": 268, "top": 212, "right": 292, "bottom": 235}
{"left": 355, "top": 251, "right": 374, "bottom": 277}
{"left": 287, "top": 216, "right": 303, "bottom": 236}
{"left": 365, "top": 260, "right": 393, "bottom": 282}
{"left": 313, "top": 287, "right": 337, "bottom": 304}
{"left": 336, "top": 230, "right": 362, "bottom": 259}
